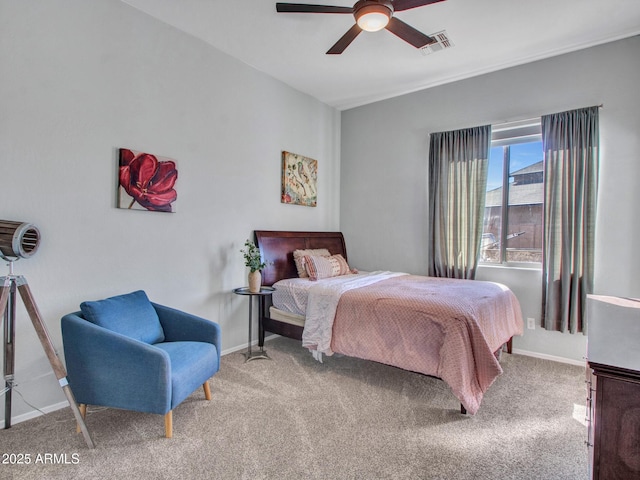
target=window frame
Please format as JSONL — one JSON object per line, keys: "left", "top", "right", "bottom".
{"left": 480, "top": 118, "right": 543, "bottom": 269}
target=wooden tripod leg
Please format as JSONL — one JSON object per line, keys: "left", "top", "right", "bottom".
{"left": 0, "top": 280, "right": 10, "bottom": 313}
{"left": 15, "top": 280, "right": 95, "bottom": 448}
{"left": 60, "top": 383, "right": 94, "bottom": 448}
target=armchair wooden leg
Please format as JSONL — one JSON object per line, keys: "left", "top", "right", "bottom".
{"left": 203, "top": 381, "right": 211, "bottom": 401}
{"left": 76, "top": 404, "right": 87, "bottom": 434}
{"left": 164, "top": 411, "right": 173, "bottom": 438}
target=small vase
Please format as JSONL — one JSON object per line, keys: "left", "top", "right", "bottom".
{"left": 248, "top": 270, "right": 262, "bottom": 293}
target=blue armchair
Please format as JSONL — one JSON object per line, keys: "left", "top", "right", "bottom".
{"left": 61, "top": 290, "right": 221, "bottom": 438}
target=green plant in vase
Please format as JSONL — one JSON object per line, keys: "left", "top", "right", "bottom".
{"left": 241, "top": 239, "right": 266, "bottom": 292}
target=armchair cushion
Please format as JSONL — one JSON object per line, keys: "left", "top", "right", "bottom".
{"left": 154, "top": 341, "right": 219, "bottom": 409}
{"left": 80, "top": 290, "right": 165, "bottom": 344}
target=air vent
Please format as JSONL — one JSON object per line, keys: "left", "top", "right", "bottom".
{"left": 420, "top": 30, "right": 453, "bottom": 56}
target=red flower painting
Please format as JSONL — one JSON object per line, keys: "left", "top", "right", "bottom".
{"left": 118, "top": 148, "right": 178, "bottom": 212}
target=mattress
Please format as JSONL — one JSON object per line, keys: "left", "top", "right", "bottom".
{"left": 270, "top": 273, "right": 391, "bottom": 328}
{"left": 269, "top": 306, "right": 305, "bottom": 327}
{"left": 272, "top": 272, "right": 402, "bottom": 311}
{"left": 271, "top": 272, "right": 405, "bottom": 321}
{"left": 271, "top": 277, "right": 314, "bottom": 316}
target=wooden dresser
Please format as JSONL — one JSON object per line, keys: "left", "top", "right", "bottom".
{"left": 586, "top": 295, "right": 640, "bottom": 479}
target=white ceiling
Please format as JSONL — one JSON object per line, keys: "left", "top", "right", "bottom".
{"left": 122, "top": 0, "right": 640, "bottom": 110}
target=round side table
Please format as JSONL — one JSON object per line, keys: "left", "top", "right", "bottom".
{"left": 233, "top": 286, "right": 275, "bottom": 362}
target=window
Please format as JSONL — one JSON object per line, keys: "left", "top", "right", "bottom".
{"left": 481, "top": 119, "right": 543, "bottom": 265}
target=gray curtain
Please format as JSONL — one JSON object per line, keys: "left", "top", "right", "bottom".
{"left": 428, "top": 125, "right": 491, "bottom": 279}
{"left": 541, "top": 106, "right": 599, "bottom": 333}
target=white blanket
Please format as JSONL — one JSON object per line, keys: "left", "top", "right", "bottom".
{"left": 301, "top": 271, "right": 407, "bottom": 360}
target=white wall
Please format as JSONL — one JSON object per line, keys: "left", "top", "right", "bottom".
{"left": 341, "top": 36, "right": 640, "bottom": 363}
{"left": 0, "top": 0, "right": 340, "bottom": 423}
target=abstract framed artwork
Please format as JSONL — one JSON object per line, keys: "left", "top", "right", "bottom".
{"left": 118, "top": 148, "right": 178, "bottom": 213}
{"left": 281, "top": 151, "right": 317, "bottom": 207}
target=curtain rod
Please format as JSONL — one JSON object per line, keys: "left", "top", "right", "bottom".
{"left": 430, "top": 105, "right": 605, "bottom": 135}
{"left": 494, "top": 104, "right": 603, "bottom": 127}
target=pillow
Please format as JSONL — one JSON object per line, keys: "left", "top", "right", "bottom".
{"left": 303, "top": 254, "right": 353, "bottom": 281}
{"left": 293, "top": 248, "right": 331, "bottom": 278}
{"left": 80, "top": 290, "right": 165, "bottom": 344}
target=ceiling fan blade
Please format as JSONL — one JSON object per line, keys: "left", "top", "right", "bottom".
{"left": 276, "top": 3, "right": 353, "bottom": 13}
{"left": 326, "top": 24, "right": 362, "bottom": 54}
{"left": 392, "top": 0, "right": 446, "bottom": 12}
{"left": 384, "top": 16, "right": 435, "bottom": 48}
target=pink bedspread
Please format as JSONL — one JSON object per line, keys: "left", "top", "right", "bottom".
{"left": 330, "top": 275, "right": 523, "bottom": 414}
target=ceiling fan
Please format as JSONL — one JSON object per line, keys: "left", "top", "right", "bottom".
{"left": 276, "top": 0, "right": 446, "bottom": 54}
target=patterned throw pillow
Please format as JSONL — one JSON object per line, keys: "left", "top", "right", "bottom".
{"left": 293, "top": 248, "right": 331, "bottom": 277}
{"left": 303, "top": 254, "right": 352, "bottom": 281}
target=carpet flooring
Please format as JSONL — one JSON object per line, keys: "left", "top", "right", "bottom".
{"left": 1, "top": 336, "right": 588, "bottom": 479}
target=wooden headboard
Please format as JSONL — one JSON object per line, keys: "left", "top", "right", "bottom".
{"left": 254, "top": 230, "right": 347, "bottom": 286}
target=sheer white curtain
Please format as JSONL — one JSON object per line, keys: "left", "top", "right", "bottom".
{"left": 427, "top": 125, "right": 491, "bottom": 279}
{"left": 541, "top": 106, "right": 599, "bottom": 333}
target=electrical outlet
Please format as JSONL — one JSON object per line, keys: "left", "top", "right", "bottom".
{"left": 527, "top": 317, "right": 535, "bottom": 330}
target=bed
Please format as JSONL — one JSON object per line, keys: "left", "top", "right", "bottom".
{"left": 254, "top": 230, "right": 524, "bottom": 414}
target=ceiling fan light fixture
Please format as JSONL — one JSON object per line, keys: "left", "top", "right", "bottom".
{"left": 276, "top": 0, "right": 443, "bottom": 54}
{"left": 355, "top": 3, "right": 392, "bottom": 32}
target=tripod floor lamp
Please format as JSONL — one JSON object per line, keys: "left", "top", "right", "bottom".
{"left": 1, "top": 220, "right": 94, "bottom": 448}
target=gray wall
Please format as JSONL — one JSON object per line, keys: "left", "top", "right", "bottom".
{"left": 0, "top": 0, "right": 340, "bottom": 423}
{"left": 341, "top": 36, "right": 640, "bottom": 363}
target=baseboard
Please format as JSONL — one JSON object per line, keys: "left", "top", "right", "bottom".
{"left": 220, "top": 334, "right": 279, "bottom": 357}
{"left": 0, "top": 399, "right": 69, "bottom": 429}
{"left": 513, "top": 348, "right": 586, "bottom": 367}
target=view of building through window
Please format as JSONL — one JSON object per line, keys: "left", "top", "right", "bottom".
{"left": 481, "top": 141, "right": 543, "bottom": 264}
